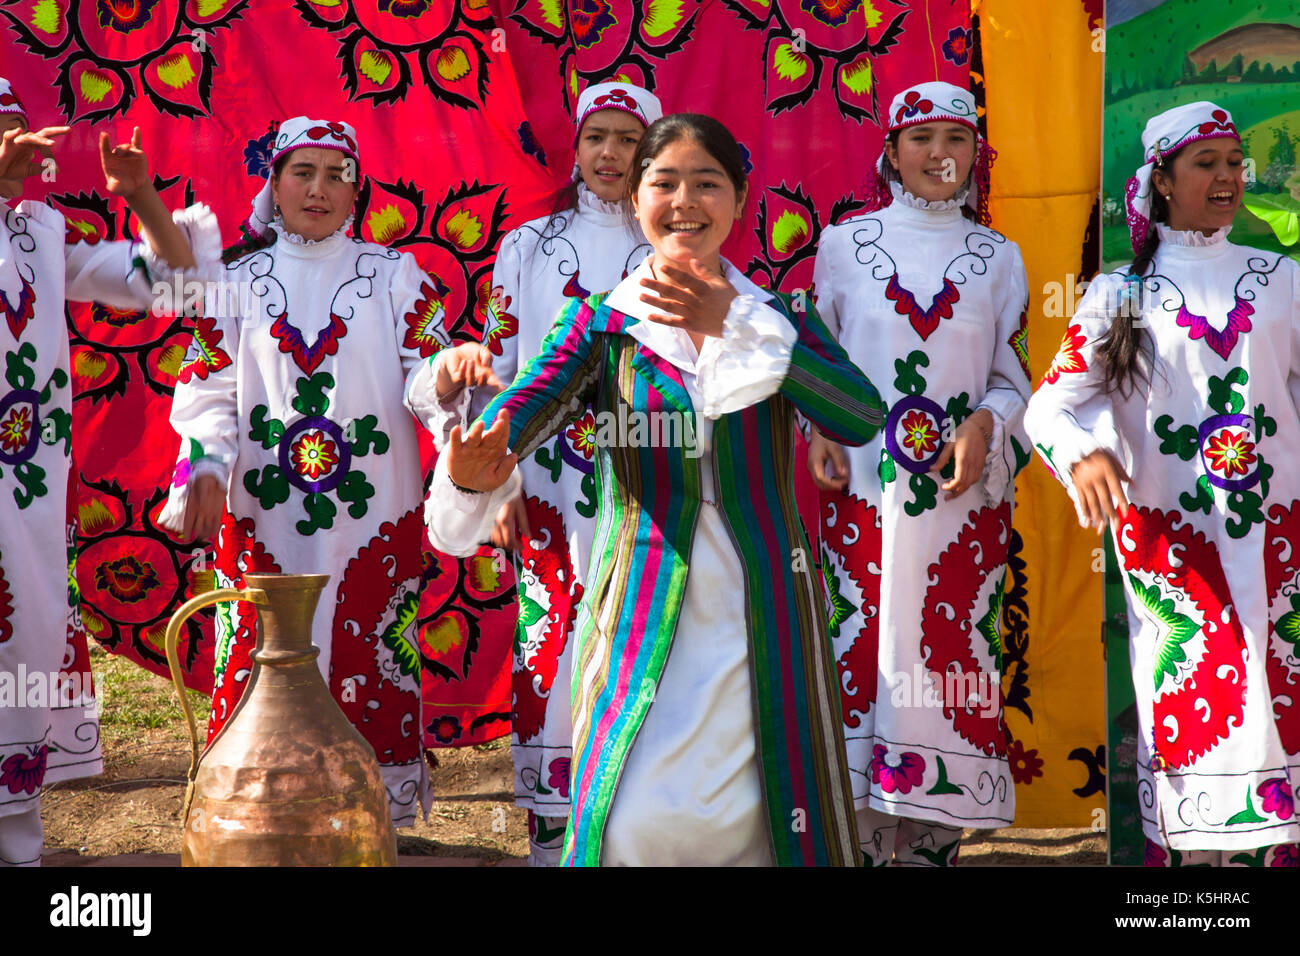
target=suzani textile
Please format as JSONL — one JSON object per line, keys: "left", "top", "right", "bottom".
{"left": 3, "top": 1, "right": 1116, "bottom": 830}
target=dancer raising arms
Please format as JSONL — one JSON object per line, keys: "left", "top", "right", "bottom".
{"left": 425, "top": 113, "right": 883, "bottom": 866}
{"left": 810, "top": 81, "right": 1030, "bottom": 866}
{"left": 0, "top": 79, "right": 219, "bottom": 865}
{"left": 1026, "top": 102, "right": 1299, "bottom": 866}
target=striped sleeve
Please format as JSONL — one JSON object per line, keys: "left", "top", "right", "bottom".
{"left": 775, "top": 294, "right": 884, "bottom": 447}
{"left": 479, "top": 295, "right": 604, "bottom": 459}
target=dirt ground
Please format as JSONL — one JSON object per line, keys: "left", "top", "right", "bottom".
{"left": 40, "top": 647, "right": 1105, "bottom": 865}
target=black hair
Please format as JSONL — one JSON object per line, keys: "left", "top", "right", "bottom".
{"left": 625, "top": 113, "right": 748, "bottom": 203}
{"left": 882, "top": 127, "right": 978, "bottom": 223}
{"left": 220, "top": 150, "right": 361, "bottom": 264}
{"left": 1095, "top": 151, "right": 1180, "bottom": 395}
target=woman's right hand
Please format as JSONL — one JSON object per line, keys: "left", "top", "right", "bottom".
{"left": 1070, "top": 449, "right": 1131, "bottom": 531}
{"left": 436, "top": 343, "right": 504, "bottom": 403}
{"left": 807, "top": 430, "right": 850, "bottom": 491}
{"left": 447, "top": 412, "right": 517, "bottom": 492}
{"left": 182, "top": 474, "right": 225, "bottom": 544}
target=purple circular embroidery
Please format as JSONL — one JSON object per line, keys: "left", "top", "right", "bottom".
{"left": 1197, "top": 413, "right": 1260, "bottom": 492}
{"left": 278, "top": 415, "right": 353, "bottom": 495}
{"left": 0, "top": 389, "right": 41, "bottom": 466}
{"left": 884, "top": 395, "right": 947, "bottom": 475}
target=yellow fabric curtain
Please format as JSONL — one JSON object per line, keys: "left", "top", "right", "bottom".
{"left": 980, "top": 0, "right": 1106, "bottom": 826}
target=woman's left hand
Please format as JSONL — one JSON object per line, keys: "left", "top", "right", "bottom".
{"left": 930, "top": 408, "right": 993, "bottom": 501}
{"left": 99, "top": 127, "right": 151, "bottom": 200}
{"left": 638, "top": 259, "right": 737, "bottom": 338}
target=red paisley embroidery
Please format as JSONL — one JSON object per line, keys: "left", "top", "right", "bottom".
{"left": 1115, "top": 506, "right": 1247, "bottom": 770}
{"left": 820, "top": 490, "right": 881, "bottom": 727}
{"left": 1263, "top": 501, "right": 1300, "bottom": 755}
{"left": 330, "top": 509, "right": 424, "bottom": 765}
{"left": 513, "top": 495, "right": 583, "bottom": 745}
{"left": 920, "top": 504, "right": 1012, "bottom": 756}
{"left": 207, "top": 514, "right": 281, "bottom": 743}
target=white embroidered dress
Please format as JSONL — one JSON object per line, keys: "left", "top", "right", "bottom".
{"left": 426, "top": 258, "right": 797, "bottom": 865}
{"left": 454, "top": 184, "right": 648, "bottom": 815}
{"left": 811, "top": 184, "right": 1030, "bottom": 829}
{"left": 0, "top": 199, "right": 218, "bottom": 827}
{"left": 161, "top": 222, "right": 453, "bottom": 826}
{"left": 1026, "top": 224, "right": 1300, "bottom": 851}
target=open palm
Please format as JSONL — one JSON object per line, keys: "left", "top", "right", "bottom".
{"left": 446, "top": 413, "right": 517, "bottom": 492}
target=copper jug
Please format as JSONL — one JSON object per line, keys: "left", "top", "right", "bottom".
{"left": 164, "top": 573, "right": 397, "bottom": 866}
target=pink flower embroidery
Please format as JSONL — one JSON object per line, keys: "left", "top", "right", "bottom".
{"left": 547, "top": 757, "right": 571, "bottom": 800}
{"left": 869, "top": 745, "right": 925, "bottom": 794}
{"left": 0, "top": 746, "right": 47, "bottom": 795}
{"left": 1258, "top": 778, "right": 1294, "bottom": 821}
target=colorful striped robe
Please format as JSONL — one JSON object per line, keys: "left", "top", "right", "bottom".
{"left": 477, "top": 290, "right": 885, "bottom": 866}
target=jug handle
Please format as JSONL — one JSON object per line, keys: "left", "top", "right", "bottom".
{"left": 164, "top": 587, "right": 268, "bottom": 819}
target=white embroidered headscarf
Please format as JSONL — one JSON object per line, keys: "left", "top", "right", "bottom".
{"left": 1124, "top": 101, "right": 1239, "bottom": 254}
{"left": 573, "top": 81, "right": 663, "bottom": 147}
{"left": 244, "top": 116, "right": 361, "bottom": 241}
{"left": 867, "top": 80, "right": 996, "bottom": 226}
{"left": 0, "top": 79, "right": 26, "bottom": 122}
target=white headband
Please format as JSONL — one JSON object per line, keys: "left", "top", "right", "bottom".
{"left": 871, "top": 81, "right": 993, "bottom": 225}
{"left": 1124, "top": 101, "right": 1239, "bottom": 253}
{"left": 245, "top": 116, "right": 361, "bottom": 241}
{"left": 573, "top": 82, "right": 662, "bottom": 146}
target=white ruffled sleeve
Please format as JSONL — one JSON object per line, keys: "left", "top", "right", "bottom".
{"left": 405, "top": 348, "right": 476, "bottom": 451}
{"left": 135, "top": 203, "right": 223, "bottom": 286}
{"left": 975, "top": 242, "right": 1031, "bottom": 506}
{"left": 156, "top": 280, "right": 240, "bottom": 536}
{"left": 1024, "top": 272, "right": 1135, "bottom": 526}
{"left": 696, "top": 293, "right": 797, "bottom": 420}
{"left": 424, "top": 456, "right": 522, "bottom": 557}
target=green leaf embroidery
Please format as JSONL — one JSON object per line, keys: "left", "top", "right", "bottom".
{"left": 1275, "top": 594, "right": 1300, "bottom": 650}
{"left": 892, "top": 350, "right": 929, "bottom": 396}
{"left": 976, "top": 580, "right": 1005, "bottom": 672}
{"left": 1207, "top": 368, "right": 1248, "bottom": 417}
{"left": 518, "top": 594, "right": 546, "bottom": 629}
{"left": 821, "top": 560, "right": 853, "bottom": 641}
{"left": 1224, "top": 785, "right": 1267, "bottom": 825}
{"left": 1126, "top": 573, "right": 1201, "bottom": 693}
{"left": 380, "top": 591, "right": 422, "bottom": 677}
{"left": 1153, "top": 414, "right": 1198, "bottom": 461}
{"left": 926, "top": 755, "right": 964, "bottom": 796}
{"left": 878, "top": 448, "right": 896, "bottom": 487}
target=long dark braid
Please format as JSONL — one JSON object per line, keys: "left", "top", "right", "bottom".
{"left": 1097, "top": 157, "right": 1177, "bottom": 396}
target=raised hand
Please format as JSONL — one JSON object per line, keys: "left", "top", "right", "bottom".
{"left": 807, "top": 429, "right": 850, "bottom": 491}
{"left": 436, "top": 342, "right": 505, "bottom": 402}
{"left": 99, "top": 127, "right": 151, "bottom": 200}
{"left": 930, "top": 408, "right": 992, "bottom": 501}
{"left": 1070, "top": 448, "right": 1131, "bottom": 532}
{"left": 446, "top": 412, "right": 517, "bottom": 493}
{"left": 638, "top": 258, "right": 738, "bottom": 338}
{"left": 0, "top": 124, "right": 68, "bottom": 184}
